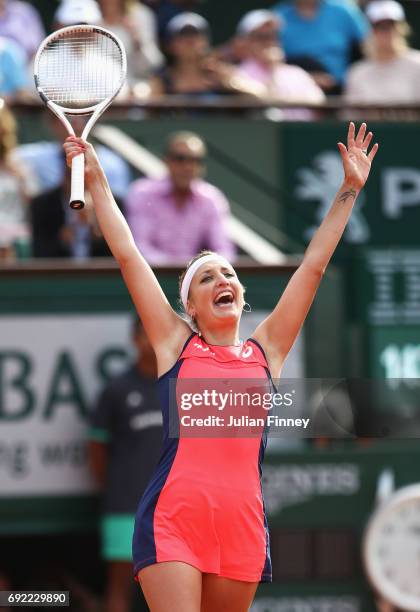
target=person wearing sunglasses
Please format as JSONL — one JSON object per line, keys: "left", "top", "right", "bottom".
{"left": 124, "top": 131, "right": 235, "bottom": 264}
{"left": 234, "top": 9, "right": 325, "bottom": 120}
{"left": 345, "top": 1, "right": 420, "bottom": 110}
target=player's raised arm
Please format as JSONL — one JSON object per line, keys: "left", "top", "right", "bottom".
{"left": 63, "top": 137, "right": 191, "bottom": 366}
{"left": 253, "top": 122, "right": 379, "bottom": 377}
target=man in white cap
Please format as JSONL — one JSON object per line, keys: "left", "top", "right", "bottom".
{"left": 234, "top": 9, "right": 325, "bottom": 119}
{"left": 345, "top": 0, "right": 420, "bottom": 106}
{"left": 53, "top": 0, "right": 102, "bottom": 28}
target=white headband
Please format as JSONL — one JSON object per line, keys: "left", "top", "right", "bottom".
{"left": 180, "top": 254, "right": 233, "bottom": 309}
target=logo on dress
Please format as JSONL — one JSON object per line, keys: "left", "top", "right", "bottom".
{"left": 193, "top": 342, "right": 215, "bottom": 357}
{"left": 241, "top": 346, "right": 253, "bottom": 359}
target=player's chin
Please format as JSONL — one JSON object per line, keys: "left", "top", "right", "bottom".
{"left": 211, "top": 302, "right": 240, "bottom": 320}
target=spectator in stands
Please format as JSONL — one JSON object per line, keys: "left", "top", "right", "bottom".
{"left": 147, "top": 12, "right": 263, "bottom": 100}
{"left": 0, "top": 99, "right": 35, "bottom": 261}
{"left": 24, "top": 2, "right": 132, "bottom": 177}
{"left": 30, "top": 159, "right": 118, "bottom": 259}
{"left": 144, "top": 0, "right": 203, "bottom": 42}
{"left": 234, "top": 9, "right": 325, "bottom": 120}
{"left": 52, "top": 0, "right": 102, "bottom": 30}
{"left": 125, "top": 131, "right": 235, "bottom": 264}
{"left": 15, "top": 112, "right": 131, "bottom": 201}
{"left": 88, "top": 316, "right": 162, "bottom": 612}
{"left": 53, "top": 0, "right": 132, "bottom": 100}
{"left": 0, "top": 0, "right": 45, "bottom": 62}
{"left": 0, "top": 35, "right": 28, "bottom": 100}
{"left": 345, "top": 1, "right": 420, "bottom": 105}
{"left": 98, "top": 0, "right": 164, "bottom": 88}
{"left": 23, "top": 111, "right": 130, "bottom": 259}
{"left": 271, "top": 0, "right": 370, "bottom": 93}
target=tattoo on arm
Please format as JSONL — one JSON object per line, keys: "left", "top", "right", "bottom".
{"left": 338, "top": 188, "right": 357, "bottom": 204}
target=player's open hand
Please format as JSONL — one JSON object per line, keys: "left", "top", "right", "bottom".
{"left": 337, "top": 122, "right": 379, "bottom": 190}
{"left": 63, "top": 137, "right": 100, "bottom": 184}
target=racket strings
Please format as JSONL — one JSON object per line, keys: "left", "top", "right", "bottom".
{"left": 37, "top": 33, "right": 124, "bottom": 108}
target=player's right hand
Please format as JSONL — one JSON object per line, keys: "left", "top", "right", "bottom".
{"left": 63, "top": 137, "right": 100, "bottom": 184}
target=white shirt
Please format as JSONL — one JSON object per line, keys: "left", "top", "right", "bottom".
{"left": 345, "top": 49, "right": 420, "bottom": 103}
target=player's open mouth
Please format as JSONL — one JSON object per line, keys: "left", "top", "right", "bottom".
{"left": 214, "top": 291, "right": 235, "bottom": 308}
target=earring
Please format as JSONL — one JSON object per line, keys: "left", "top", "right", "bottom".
{"left": 243, "top": 302, "right": 252, "bottom": 313}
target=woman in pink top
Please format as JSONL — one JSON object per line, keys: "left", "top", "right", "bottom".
{"left": 235, "top": 9, "right": 325, "bottom": 120}
{"left": 63, "top": 122, "right": 378, "bottom": 611}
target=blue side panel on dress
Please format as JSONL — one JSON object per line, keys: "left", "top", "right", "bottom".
{"left": 248, "top": 338, "right": 273, "bottom": 582}
{"left": 132, "top": 360, "right": 182, "bottom": 575}
{"left": 258, "top": 432, "right": 272, "bottom": 582}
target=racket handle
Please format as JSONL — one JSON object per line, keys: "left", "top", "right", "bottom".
{"left": 70, "top": 152, "right": 85, "bottom": 210}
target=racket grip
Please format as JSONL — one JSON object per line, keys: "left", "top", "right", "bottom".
{"left": 70, "top": 152, "right": 85, "bottom": 210}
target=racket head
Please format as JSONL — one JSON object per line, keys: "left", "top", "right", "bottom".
{"left": 34, "top": 24, "right": 127, "bottom": 114}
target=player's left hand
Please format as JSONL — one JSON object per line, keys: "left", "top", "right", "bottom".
{"left": 337, "top": 122, "right": 379, "bottom": 190}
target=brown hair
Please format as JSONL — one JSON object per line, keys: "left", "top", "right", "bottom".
{"left": 0, "top": 101, "right": 17, "bottom": 160}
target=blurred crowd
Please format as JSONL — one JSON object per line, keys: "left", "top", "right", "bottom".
{"left": 0, "top": 0, "right": 419, "bottom": 263}
{"left": 0, "top": 0, "right": 417, "bottom": 104}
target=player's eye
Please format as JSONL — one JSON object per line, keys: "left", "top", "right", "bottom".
{"left": 200, "top": 275, "right": 212, "bottom": 283}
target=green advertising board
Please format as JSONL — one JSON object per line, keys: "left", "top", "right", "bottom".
{"left": 280, "top": 123, "right": 420, "bottom": 253}
{"left": 352, "top": 249, "right": 420, "bottom": 376}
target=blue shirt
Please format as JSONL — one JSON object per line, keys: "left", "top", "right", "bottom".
{"left": 272, "top": 0, "right": 369, "bottom": 84}
{"left": 15, "top": 142, "right": 131, "bottom": 200}
{"left": 0, "top": 36, "right": 27, "bottom": 95}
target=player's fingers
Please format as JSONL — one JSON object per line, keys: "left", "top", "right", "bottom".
{"left": 63, "top": 146, "right": 85, "bottom": 166}
{"left": 63, "top": 141, "right": 85, "bottom": 153}
{"left": 347, "top": 122, "right": 355, "bottom": 148}
{"left": 65, "top": 136, "right": 87, "bottom": 148}
{"left": 66, "top": 154, "right": 82, "bottom": 168}
{"left": 356, "top": 122, "right": 367, "bottom": 146}
{"left": 337, "top": 142, "right": 348, "bottom": 161}
{"left": 362, "top": 131, "right": 373, "bottom": 151}
{"left": 368, "top": 143, "right": 379, "bottom": 162}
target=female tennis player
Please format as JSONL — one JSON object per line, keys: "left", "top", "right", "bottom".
{"left": 64, "top": 122, "right": 377, "bottom": 612}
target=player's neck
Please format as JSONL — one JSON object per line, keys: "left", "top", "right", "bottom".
{"left": 199, "top": 327, "right": 241, "bottom": 347}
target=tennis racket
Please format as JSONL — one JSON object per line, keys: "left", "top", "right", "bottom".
{"left": 34, "top": 25, "right": 127, "bottom": 210}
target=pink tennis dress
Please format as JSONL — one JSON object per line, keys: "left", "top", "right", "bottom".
{"left": 132, "top": 333, "right": 272, "bottom": 583}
